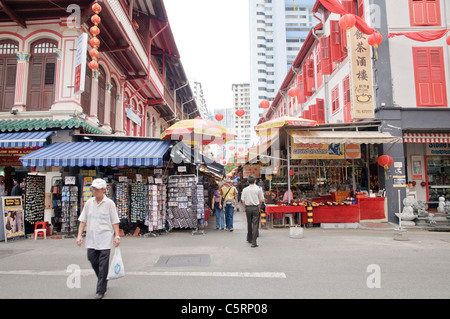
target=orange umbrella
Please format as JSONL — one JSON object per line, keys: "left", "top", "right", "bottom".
{"left": 254, "top": 116, "right": 318, "bottom": 136}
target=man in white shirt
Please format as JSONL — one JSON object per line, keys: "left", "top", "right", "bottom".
{"left": 241, "top": 175, "right": 264, "bottom": 248}
{"left": 77, "top": 178, "right": 120, "bottom": 299}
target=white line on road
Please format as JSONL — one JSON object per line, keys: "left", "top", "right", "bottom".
{"left": 0, "top": 270, "right": 286, "bottom": 279}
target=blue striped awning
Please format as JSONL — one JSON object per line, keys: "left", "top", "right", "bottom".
{"left": 0, "top": 131, "right": 54, "bottom": 148}
{"left": 20, "top": 140, "right": 172, "bottom": 167}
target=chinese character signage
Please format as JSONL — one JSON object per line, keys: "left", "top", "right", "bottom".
{"left": 349, "top": 28, "right": 374, "bottom": 119}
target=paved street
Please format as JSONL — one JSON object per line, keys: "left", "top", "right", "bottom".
{"left": 1, "top": 210, "right": 450, "bottom": 300}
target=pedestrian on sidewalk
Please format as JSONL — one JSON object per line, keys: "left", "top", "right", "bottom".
{"left": 221, "top": 179, "right": 238, "bottom": 231}
{"left": 241, "top": 175, "right": 264, "bottom": 248}
{"left": 212, "top": 183, "right": 224, "bottom": 230}
{"left": 76, "top": 178, "right": 121, "bottom": 299}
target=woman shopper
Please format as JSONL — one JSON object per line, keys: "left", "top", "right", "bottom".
{"left": 212, "top": 183, "right": 224, "bottom": 230}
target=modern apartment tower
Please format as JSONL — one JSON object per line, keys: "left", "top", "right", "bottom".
{"left": 232, "top": 83, "right": 251, "bottom": 149}
{"left": 249, "top": 0, "right": 316, "bottom": 143}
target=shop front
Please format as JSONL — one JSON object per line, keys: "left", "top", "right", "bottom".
{"left": 247, "top": 122, "right": 401, "bottom": 227}
{"left": 403, "top": 132, "right": 450, "bottom": 209}
{"left": 18, "top": 138, "right": 224, "bottom": 236}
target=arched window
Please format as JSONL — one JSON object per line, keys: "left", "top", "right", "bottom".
{"left": 109, "top": 79, "right": 117, "bottom": 131}
{"left": 97, "top": 65, "right": 106, "bottom": 124}
{"left": 81, "top": 54, "right": 92, "bottom": 115}
{"left": 0, "top": 40, "right": 18, "bottom": 112}
{"left": 27, "top": 39, "right": 57, "bottom": 111}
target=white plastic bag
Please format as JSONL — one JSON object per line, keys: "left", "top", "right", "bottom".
{"left": 107, "top": 247, "right": 125, "bottom": 280}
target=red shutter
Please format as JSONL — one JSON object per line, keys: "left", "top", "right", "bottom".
{"left": 342, "top": 0, "right": 357, "bottom": 15}
{"left": 343, "top": 76, "right": 353, "bottom": 122}
{"left": 303, "top": 109, "right": 311, "bottom": 120}
{"left": 357, "top": 0, "right": 365, "bottom": 19}
{"left": 413, "top": 47, "right": 447, "bottom": 107}
{"left": 297, "top": 74, "right": 306, "bottom": 103}
{"left": 331, "top": 84, "right": 340, "bottom": 113}
{"left": 316, "top": 98, "right": 325, "bottom": 124}
{"left": 409, "top": 0, "right": 441, "bottom": 26}
{"left": 330, "top": 21, "right": 342, "bottom": 63}
{"left": 319, "top": 37, "right": 332, "bottom": 75}
{"left": 310, "top": 104, "right": 318, "bottom": 121}
{"left": 315, "top": 44, "right": 323, "bottom": 88}
{"left": 303, "top": 59, "right": 315, "bottom": 97}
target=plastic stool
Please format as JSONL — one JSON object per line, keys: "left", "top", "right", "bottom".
{"left": 34, "top": 222, "right": 48, "bottom": 240}
{"left": 283, "top": 213, "right": 294, "bottom": 226}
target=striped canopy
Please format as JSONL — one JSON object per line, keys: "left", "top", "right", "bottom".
{"left": 0, "top": 131, "right": 54, "bottom": 148}
{"left": 20, "top": 140, "right": 172, "bottom": 167}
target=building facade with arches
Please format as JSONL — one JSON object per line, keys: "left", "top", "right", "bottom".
{"left": 0, "top": 0, "right": 199, "bottom": 195}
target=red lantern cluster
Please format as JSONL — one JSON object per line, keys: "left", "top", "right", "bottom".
{"left": 339, "top": 14, "right": 356, "bottom": 31}
{"left": 89, "top": 3, "right": 102, "bottom": 72}
{"left": 377, "top": 155, "right": 393, "bottom": 170}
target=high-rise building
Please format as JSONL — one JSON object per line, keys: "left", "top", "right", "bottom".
{"left": 193, "top": 81, "right": 209, "bottom": 120}
{"left": 249, "top": 0, "right": 316, "bottom": 143}
{"left": 232, "top": 83, "right": 251, "bottom": 150}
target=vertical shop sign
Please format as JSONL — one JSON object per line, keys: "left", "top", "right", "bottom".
{"left": 74, "top": 33, "right": 88, "bottom": 94}
{"left": 349, "top": 28, "right": 375, "bottom": 119}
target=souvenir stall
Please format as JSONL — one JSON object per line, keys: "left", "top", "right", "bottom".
{"left": 20, "top": 139, "right": 174, "bottom": 235}
{"left": 251, "top": 120, "right": 401, "bottom": 226}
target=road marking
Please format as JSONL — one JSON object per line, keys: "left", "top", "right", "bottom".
{"left": 0, "top": 270, "right": 286, "bottom": 279}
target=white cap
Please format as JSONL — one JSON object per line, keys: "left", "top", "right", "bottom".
{"left": 91, "top": 178, "right": 107, "bottom": 189}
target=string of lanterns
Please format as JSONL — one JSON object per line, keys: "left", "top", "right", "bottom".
{"left": 88, "top": 2, "right": 102, "bottom": 72}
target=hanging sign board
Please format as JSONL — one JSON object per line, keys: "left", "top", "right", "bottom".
{"left": 74, "top": 33, "right": 88, "bottom": 94}
{"left": 2, "top": 196, "right": 25, "bottom": 242}
{"left": 291, "top": 138, "right": 345, "bottom": 159}
{"left": 243, "top": 165, "right": 261, "bottom": 178}
{"left": 349, "top": 28, "right": 375, "bottom": 119}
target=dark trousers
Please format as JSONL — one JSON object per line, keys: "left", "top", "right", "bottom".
{"left": 246, "top": 206, "right": 260, "bottom": 245}
{"left": 87, "top": 248, "right": 110, "bottom": 294}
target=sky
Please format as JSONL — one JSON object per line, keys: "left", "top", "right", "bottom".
{"left": 163, "top": 0, "right": 250, "bottom": 112}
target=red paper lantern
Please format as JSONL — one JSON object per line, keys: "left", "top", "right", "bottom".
{"left": 89, "top": 48, "right": 99, "bottom": 59}
{"left": 89, "top": 60, "right": 98, "bottom": 70}
{"left": 89, "top": 37, "right": 100, "bottom": 48}
{"left": 260, "top": 100, "right": 270, "bottom": 109}
{"left": 236, "top": 109, "right": 245, "bottom": 117}
{"left": 220, "top": 156, "right": 225, "bottom": 160}
{"left": 90, "top": 25, "right": 100, "bottom": 36}
{"left": 377, "top": 155, "right": 393, "bottom": 170}
{"left": 234, "top": 152, "right": 238, "bottom": 156}
{"left": 368, "top": 31, "right": 383, "bottom": 48}
{"left": 229, "top": 146, "right": 235, "bottom": 151}
{"left": 92, "top": 3, "right": 102, "bottom": 14}
{"left": 222, "top": 161, "right": 227, "bottom": 165}
{"left": 447, "top": 35, "right": 450, "bottom": 46}
{"left": 339, "top": 13, "right": 356, "bottom": 31}
{"left": 288, "top": 87, "right": 299, "bottom": 98}
{"left": 91, "top": 14, "right": 101, "bottom": 25}
{"left": 228, "top": 162, "right": 233, "bottom": 166}
{"left": 238, "top": 147, "right": 244, "bottom": 152}
{"left": 215, "top": 113, "right": 223, "bottom": 121}
{"left": 194, "top": 116, "right": 202, "bottom": 119}
{"left": 420, "top": 181, "right": 427, "bottom": 187}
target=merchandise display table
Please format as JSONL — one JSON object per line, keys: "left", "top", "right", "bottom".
{"left": 359, "top": 197, "right": 386, "bottom": 220}
{"left": 265, "top": 205, "right": 307, "bottom": 227}
{"left": 300, "top": 204, "right": 359, "bottom": 224}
